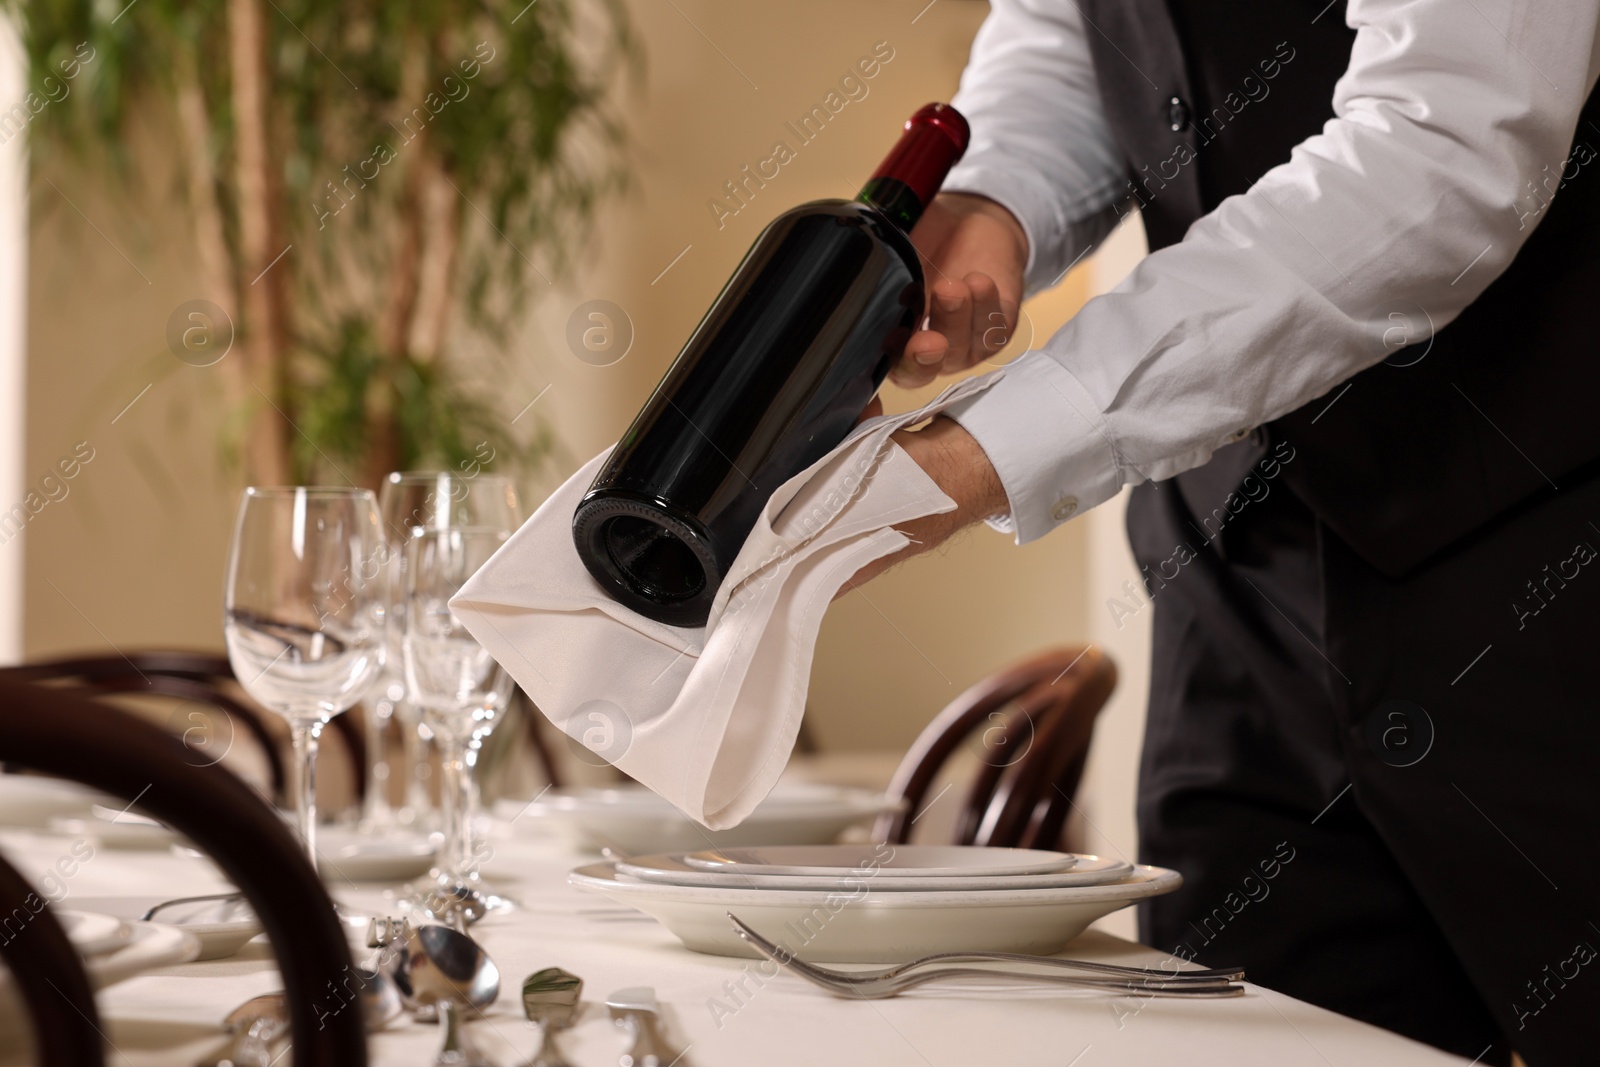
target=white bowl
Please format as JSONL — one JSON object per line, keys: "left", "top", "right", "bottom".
{"left": 570, "top": 861, "right": 1181, "bottom": 962}
{"left": 316, "top": 827, "right": 437, "bottom": 883}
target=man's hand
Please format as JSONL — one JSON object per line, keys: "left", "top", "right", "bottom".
{"left": 838, "top": 415, "right": 1008, "bottom": 595}
{"left": 892, "top": 192, "right": 1028, "bottom": 390}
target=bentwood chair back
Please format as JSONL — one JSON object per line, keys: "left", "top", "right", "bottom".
{"left": 0, "top": 846, "right": 102, "bottom": 1066}
{"left": 875, "top": 645, "right": 1117, "bottom": 850}
{"left": 0, "top": 675, "right": 368, "bottom": 1065}
{"left": 0, "top": 651, "right": 367, "bottom": 804}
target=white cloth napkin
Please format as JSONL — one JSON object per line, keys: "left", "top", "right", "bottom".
{"left": 450, "top": 373, "right": 1002, "bottom": 829}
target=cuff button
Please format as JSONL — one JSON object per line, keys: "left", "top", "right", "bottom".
{"left": 1051, "top": 496, "right": 1080, "bottom": 522}
{"left": 1168, "top": 96, "right": 1190, "bottom": 132}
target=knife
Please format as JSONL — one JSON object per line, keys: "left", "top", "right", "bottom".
{"left": 605, "top": 986, "right": 677, "bottom": 1067}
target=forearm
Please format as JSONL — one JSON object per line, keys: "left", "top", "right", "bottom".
{"left": 941, "top": 0, "right": 1126, "bottom": 295}
{"left": 948, "top": 0, "right": 1600, "bottom": 544}
{"left": 840, "top": 417, "right": 1007, "bottom": 591}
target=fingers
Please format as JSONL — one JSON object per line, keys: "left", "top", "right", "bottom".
{"left": 926, "top": 277, "right": 973, "bottom": 369}
{"left": 967, "top": 272, "right": 1008, "bottom": 360}
{"left": 891, "top": 330, "right": 946, "bottom": 389}
{"left": 891, "top": 271, "right": 1017, "bottom": 389}
{"left": 892, "top": 277, "right": 970, "bottom": 389}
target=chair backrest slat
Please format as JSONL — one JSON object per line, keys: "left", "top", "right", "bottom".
{"left": 876, "top": 645, "right": 1116, "bottom": 851}
{"left": 0, "top": 677, "right": 367, "bottom": 1065}
{"left": 0, "top": 650, "right": 373, "bottom": 805}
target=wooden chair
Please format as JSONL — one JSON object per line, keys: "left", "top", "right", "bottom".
{"left": 0, "top": 676, "right": 367, "bottom": 1065}
{"left": 875, "top": 645, "right": 1117, "bottom": 850}
{"left": 0, "top": 651, "right": 367, "bottom": 804}
{"left": 0, "top": 848, "right": 102, "bottom": 1066}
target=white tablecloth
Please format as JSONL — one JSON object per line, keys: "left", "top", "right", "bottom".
{"left": 0, "top": 822, "right": 1473, "bottom": 1066}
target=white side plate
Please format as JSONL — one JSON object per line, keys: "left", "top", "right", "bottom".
{"left": 72, "top": 897, "right": 261, "bottom": 962}
{"left": 617, "top": 851, "right": 1132, "bottom": 891}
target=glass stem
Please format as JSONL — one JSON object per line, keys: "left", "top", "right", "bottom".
{"left": 363, "top": 695, "right": 394, "bottom": 829}
{"left": 464, "top": 739, "right": 483, "bottom": 875}
{"left": 401, "top": 702, "right": 433, "bottom": 823}
{"left": 437, "top": 732, "right": 471, "bottom": 882}
{"left": 290, "top": 719, "right": 324, "bottom": 873}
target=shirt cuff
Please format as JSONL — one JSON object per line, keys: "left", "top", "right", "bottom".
{"left": 943, "top": 354, "right": 1130, "bottom": 544}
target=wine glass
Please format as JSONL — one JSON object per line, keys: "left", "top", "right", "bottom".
{"left": 400, "top": 526, "right": 515, "bottom": 914}
{"left": 370, "top": 472, "right": 521, "bottom": 831}
{"left": 224, "top": 487, "right": 385, "bottom": 872}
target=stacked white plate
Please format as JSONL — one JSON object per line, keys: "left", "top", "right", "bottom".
{"left": 570, "top": 843, "right": 1180, "bottom": 962}
{"left": 0, "top": 909, "right": 201, "bottom": 1028}
{"left": 508, "top": 784, "right": 904, "bottom": 855}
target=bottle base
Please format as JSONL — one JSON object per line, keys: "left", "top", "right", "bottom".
{"left": 571, "top": 494, "right": 721, "bottom": 628}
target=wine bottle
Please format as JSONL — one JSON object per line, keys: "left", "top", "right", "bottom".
{"left": 572, "top": 103, "right": 970, "bottom": 626}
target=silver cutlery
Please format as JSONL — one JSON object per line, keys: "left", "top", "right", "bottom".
{"left": 394, "top": 922, "right": 502, "bottom": 1067}
{"left": 142, "top": 891, "right": 245, "bottom": 922}
{"left": 606, "top": 986, "right": 679, "bottom": 1067}
{"left": 354, "top": 964, "right": 407, "bottom": 1031}
{"left": 727, "top": 913, "right": 1247, "bottom": 1000}
{"left": 193, "top": 993, "right": 285, "bottom": 1067}
{"left": 725, "top": 913, "right": 1243, "bottom": 982}
{"left": 522, "top": 967, "right": 584, "bottom": 1067}
{"left": 193, "top": 965, "right": 403, "bottom": 1067}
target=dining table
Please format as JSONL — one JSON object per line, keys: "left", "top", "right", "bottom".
{"left": 0, "top": 812, "right": 1477, "bottom": 1067}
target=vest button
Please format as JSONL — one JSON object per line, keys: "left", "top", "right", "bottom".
{"left": 1168, "top": 96, "right": 1189, "bottom": 132}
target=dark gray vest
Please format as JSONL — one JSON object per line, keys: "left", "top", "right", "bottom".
{"left": 1077, "top": 0, "right": 1600, "bottom": 576}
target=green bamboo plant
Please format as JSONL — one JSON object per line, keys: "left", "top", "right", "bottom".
{"left": 9, "top": 0, "right": 637, "bottom": 485}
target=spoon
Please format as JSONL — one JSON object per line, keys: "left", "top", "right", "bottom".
{"left": 194, "top": 973, "right": 401, "bottom": 1067}
{"left": 522, "top": 967, "right": 583, "bottom": 1067}
{"left": 193, "top": 993, "right": 284, "bottom": 1067}
{"left": 394, "top": 923, "right": 501, "bottom": 1067}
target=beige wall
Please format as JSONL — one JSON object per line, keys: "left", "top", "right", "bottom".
{"left": 18, "top": 1, "right": 1137, "bottom": 767}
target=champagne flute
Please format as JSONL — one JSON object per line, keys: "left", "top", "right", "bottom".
{"left": 224, "top": 487, "right": 386, "bottom": 871}
{"left": 400, "top": 526, "right": 514, "bottom": 913}
{"left": 372, "top": 471, "right": 521, "bottom": 831}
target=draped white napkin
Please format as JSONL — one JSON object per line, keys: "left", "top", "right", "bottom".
{"left": 450, "top": 373, "right": 1001, "bottom": 829}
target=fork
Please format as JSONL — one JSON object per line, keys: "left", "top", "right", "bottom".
{"left": 726, "top": 913, "right": 1246, "bottom": 999}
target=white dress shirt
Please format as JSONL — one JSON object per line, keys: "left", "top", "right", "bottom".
{"left": 939, "top": 0, "right": 1600, "bottom": 543}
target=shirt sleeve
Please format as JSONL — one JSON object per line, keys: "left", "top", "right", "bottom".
{"left": 944, "top": 0, "right": 1600, "bottom": 544}
{"left": 939, "top": 0, "right": 1129, "bottom": 296}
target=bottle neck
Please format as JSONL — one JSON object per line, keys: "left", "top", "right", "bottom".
{"left": 856, "top": 103, "right": 970, "bottom": 230}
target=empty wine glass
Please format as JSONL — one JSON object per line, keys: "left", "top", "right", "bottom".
{"left": 400, "top": 526, "right": 514, "bottom": 916}
{"left": 371, "top": 472, "right": 521, "bottom": 831}
{"left": 224, "top": 487, "right": 386, "bottom": 872}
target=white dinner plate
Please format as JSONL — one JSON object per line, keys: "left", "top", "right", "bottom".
{"left": 681, "top": 843, "right": 1081, "bottom": 879}
{"left": 616, "top": 851, "right": 1132, "bottom": 891}
{"left": 50, "top": 806, "right": 183, "bottom": 851}
{"left": 570, "top": 861, "right": 1181, "bottom": 962}
{"left": 72, "top": 896, "right": 262, "bottom": 962}
{"left": 0, "top": 919, "right": 200, "bottom": 1029}
{"left": 86, "top": 921, "right": 202, "bottom": 984}
{"left": 316, "top": 827, "right": 438, "bottom": 883}
{"left": 0, "top": 774, "right": 116, "bottom": 828}
{"left": 55, "top": 909, "right": 133, "bottom": 958}
{"left": 508, "top": 784, "right": 903, "bottom": 855}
